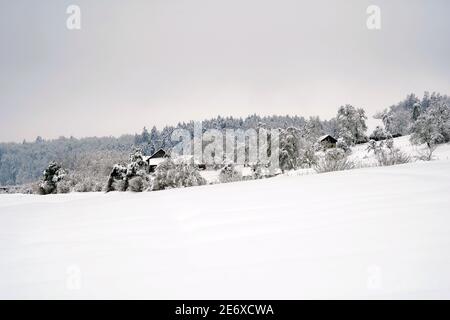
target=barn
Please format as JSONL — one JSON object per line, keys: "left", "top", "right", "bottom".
{"left": 145, "top": 149, "right": 168, "bottom": 173}
{"left": 318, "top": 134, "right": 337, "bottom": 148}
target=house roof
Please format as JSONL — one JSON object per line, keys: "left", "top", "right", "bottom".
{"left": 318, "top": 134, "right": 337, "bottom": 143}
{"left": 149, "top": 149, "right": 167, "bottom": 159}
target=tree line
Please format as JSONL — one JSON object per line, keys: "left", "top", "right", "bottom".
{"left": 1, "top": 92, "right": 449, "bottom": 190}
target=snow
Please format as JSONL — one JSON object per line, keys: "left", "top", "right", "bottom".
{"left": 348, "top": 135, "right": 450, "bottom": 167}
{"left": 1, "top": 155, "right": 450, "bottom": 299}
{"left": 172, "top": 155, "right": 204, "bottom": 165}
{"left": 148, "top": 158, "right": 166, "bottom": 166}
{"left": 200, "top": 170, "right": 220, "bottom": 184}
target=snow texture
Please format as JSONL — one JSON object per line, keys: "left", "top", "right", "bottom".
{"left": 1, "top": 138, "right": 450, "bottom": 299}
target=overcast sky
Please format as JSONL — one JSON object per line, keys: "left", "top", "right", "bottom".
{"left": 0, "top": 0, "right": 449, "bottom": 142}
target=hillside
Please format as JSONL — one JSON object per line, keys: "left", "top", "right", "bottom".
{"left": 1, "top": 156, "right": 450, "bottom": 299}
{"left": 349, "top": 135, "right": 450, "bottom": 166}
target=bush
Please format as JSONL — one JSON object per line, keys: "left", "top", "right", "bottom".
{"left": 369, "top": 126, "right": 389, "bottom": 141}
{"left": 106, "top": 148, "right": 152, "bottom": 192}
{"left": 314, "top": 148, "right": 354, "bottom": 173}
{"left": 367, "top": 138, "right": 410, "bottom": 166}
{"left": 416, "top": 144, "right": 437, "bottom": 161}
{"left": 93, "top": 183, "right": 104, "bottom": 192}
{"left": 336, "top": 138, "right": 350, "bottom": 153}
{"left": 56, "top": 180, "right": 71, "bottom": 193}
{"left": 152, "top": 159, "right": 206, "bottom": 191}
{"left": 128, "top": 176, "right": 144, "bottom": 192}
{"left": 219, "top": 163, "right": 243, "bottom": 183}
{"left": 32, "top": 183, "right": 47, "bottom": 195}
{"left": 35, "top": 162, "right": 67, "bottom": 195}
{"left": 73, "top": 180, "right": 93, "bottom": 192}
{"left": 298, "top": 144, "right": 318, "bottom": 168}
{"left": 112, "top": 179, "right": 127, "bottom": 192}
{"left": 376, "top": 148, "right": 410, "bottom": 166}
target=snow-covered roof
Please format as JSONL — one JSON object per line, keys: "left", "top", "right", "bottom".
{"left": 149, "top": 149, "right": 167, "bottom": 159}
{"left": 318, "top": 134, "right": 337, "bottom": 142}
{"left": 149, "top": 158, "right": 166, "bottom": 166}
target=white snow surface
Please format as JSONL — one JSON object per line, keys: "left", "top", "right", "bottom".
{"left": 349, "top": 135, "right": 450, "bottom": 167}
{"left": 1, "top": 139, "right": 450, "bottom": 299}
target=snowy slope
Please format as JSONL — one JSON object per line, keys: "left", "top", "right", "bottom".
{"left": 1, "top": 160, "right": 450, "bottom": 299}
{"left": 349, "top": 135, "right": 450, "bottom": 167}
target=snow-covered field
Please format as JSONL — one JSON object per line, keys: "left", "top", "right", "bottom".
{"left": 1, "top": 139, "right": 450, "bottom": 299}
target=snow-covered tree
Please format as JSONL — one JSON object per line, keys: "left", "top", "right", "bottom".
{"left": 410, "top": 101, "right": 450, "bottom": 160}
{"left": 303, "top": 116, "right": 324, "bottom": 142}
{"left": 298, "top": 141, "right": 317, "bottom": 168}
{"left": 336, "top": 105, "right": 368, "bottom": 145}
{"left": 106, "top": 147, "right": 151, "bottom": 192}
{"left": 369, "top": 125, "right": 389, "bottom": 141}
{"left": 35, "top": 162, "right": 67, "bottom": 195}
{"left": 149, "top": 126, "right": 160, "bottom": 155}
{"left": 412, "top": 102, "right": 422, "bottom": 121}
{"left": 279, "top": 127, "right": 302, "bottom": 172}
{"left": 381, "top": 109, "right": 411, "bottom": 136}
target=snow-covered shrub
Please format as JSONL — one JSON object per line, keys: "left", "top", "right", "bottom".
{"left": 73, "top": 179, "right": 97, "bottom": 193}
{"left": 35, "top": 162, "right": 67, "bottom": 195}
{"left": 252, "top": 164, "right": 264, "bottom": 180}
{"left": 219, "top": 163, "right": 243, "bottom": 183}
{"left": 56, "top": 179, "right": 71, "bottom": 194}
{"left": 152, "top": 158, "right": 206, "bottom": 191}
{"left": 152, "top": 159, "right": 177, "bottom": 190}
{"left": 416, "top": 145, "right": 437, "bottom": 161}
{"left": 377, "top": 148, "right": 410, "bottom": 166}
{"left": 5, "top": 183, "right": 33, "bottom": 194}
{"left": 314, "top": 148, "right": 354, "bottom": 173}
{"left": 336, "top": 138, "right": 350, "bottom": 153}
{"left": 93, "top": 182, "right": 104, "bottom": 192}
{"left": 106, "top": 164, "right": 128, "bottom": 192}
{"left": 112, "top": 178, "right": 127, "bottom": 192}
{"left": 106, "top": 148, "right": 151, "bottom": 192}
{"left": 369, "top": 126, "right": 389, "bottom": 141}
{"left": 250, "top": 163, "right": 279, "bottom": 180}
{"left": 367, "top": 138, "right": 410, "bottom": 166}
{"left": 298, "top": 143, "right": 318, "bottom": 168}
{"left": 250, "top": 162, "right": 271, "bottom": 180}
{"left": 128, "top": 176, "right": 145, "bottom": 192}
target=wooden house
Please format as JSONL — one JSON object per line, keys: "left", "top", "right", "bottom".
{"left": 318, "top": 134, "right": 337, "bottom": 148}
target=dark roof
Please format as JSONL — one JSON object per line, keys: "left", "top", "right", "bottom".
{"left": 149, "top": 149, "right": 167, "bottom": 159}
{"left": 318, "top": 134, "right": 337, "bottom": 143}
